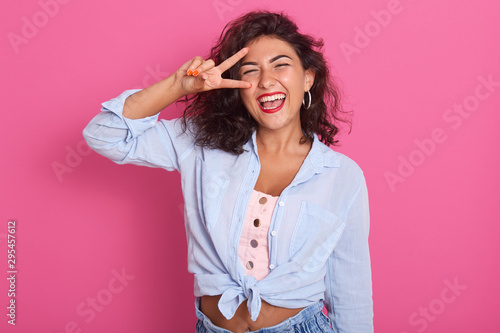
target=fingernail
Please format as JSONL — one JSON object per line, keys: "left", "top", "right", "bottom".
{"left": 192, "top": 70, "right": 199, "bottom": 76}
{"left": 187, "top": 70, "right": 192, "bottom": 76}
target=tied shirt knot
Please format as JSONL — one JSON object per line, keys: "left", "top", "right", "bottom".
{"left": 218, "top": 275, "right": 262, "bottom": 321}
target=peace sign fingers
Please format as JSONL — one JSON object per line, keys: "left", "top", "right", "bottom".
{"left": 180, "top": 47, "right": 251, "bottom": 94}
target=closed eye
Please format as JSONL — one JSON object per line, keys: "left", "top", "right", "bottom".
{"left": 241, "top": 63, "right": 289, "bottom": 75}
{"left": 242, "top": 69, "right": 257, "bottom": 75}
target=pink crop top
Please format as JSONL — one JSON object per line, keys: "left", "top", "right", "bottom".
{"left": 238, "top": 190, "right": 279, "bottom": 281}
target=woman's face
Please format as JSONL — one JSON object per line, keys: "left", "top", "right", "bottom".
{"left": 239, "top": 36, "right": 315, "bottom": 134}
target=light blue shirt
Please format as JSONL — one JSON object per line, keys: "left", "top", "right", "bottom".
{"left": 83, "top": 89, "right": 373, "bottom": 332}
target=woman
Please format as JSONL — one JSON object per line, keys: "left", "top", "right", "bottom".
{"left": 83, "top": 11, "right": 373, "bottom": 333}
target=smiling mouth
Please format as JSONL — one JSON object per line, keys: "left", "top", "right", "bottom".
{"left": 257, "top": 93, "right": 286, "bottom": 113}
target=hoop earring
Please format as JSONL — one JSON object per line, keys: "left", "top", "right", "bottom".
{"left": 302, "top": 90, "right": 312, "bottom": 110}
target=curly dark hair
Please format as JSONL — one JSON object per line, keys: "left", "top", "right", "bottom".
{"left": 180, "top": 10, "right": 351, "bottom": 154}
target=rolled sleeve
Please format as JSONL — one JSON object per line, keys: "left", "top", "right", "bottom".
{"left": 82, "top": 89, "right": 194, "bottom": 171}
{"left": 324, "top": 174, "right": 373, "bottom": 332}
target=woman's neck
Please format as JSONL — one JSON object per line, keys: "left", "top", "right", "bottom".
{"left": 255, "top": 126, "right": 310, "bottom": 154}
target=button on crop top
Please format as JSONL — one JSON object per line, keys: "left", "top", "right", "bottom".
{"left": 238, "top": 190, "right": 279, "bottom": 281}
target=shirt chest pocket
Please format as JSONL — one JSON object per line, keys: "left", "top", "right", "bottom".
{"left": 196, "top": 157, "right": 229, "bottom": 232}
{"left": 289, "top": 201, "right": 345, "bottom": 272}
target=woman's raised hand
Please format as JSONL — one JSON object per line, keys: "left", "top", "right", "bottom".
{"left": 122, "top": 47, "right": 251, "bottom": 119}
{"left": 176, "top": 47, "right": 252, "bottom": 95}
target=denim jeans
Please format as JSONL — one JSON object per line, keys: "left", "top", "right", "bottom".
{"left": 195, "top": 299, "right": 334, "bottom": 333}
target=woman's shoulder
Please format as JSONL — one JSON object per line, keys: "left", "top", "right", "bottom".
{"left": 315, "top": 137, "right": 364, "bottom": 177}
{"left": 161, "top": 117, "right": 246, "bottom": 168}
{"left": 158, "top": 117, "right": 198, "bottom": 141}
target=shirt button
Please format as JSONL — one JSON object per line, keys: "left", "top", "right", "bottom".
{"left": 253, "top": 219, "right": 261, "bottom": 227}
{"left": 269, "top": 264, "right": 275, "bottom": 269}
{"left": 259, "top": 197, "right": 268, "bottom": 205}
{"left": 270, "top": 230, "right": 277, "bottom": 237}
{"left": 250, "top": 239, "right": 259, "bottom": 248}
{"left": 278, "top": 201, "right": 284, "bottom": 207}
{"left": 246, "top": 261, "right": 254, "bottom": 270}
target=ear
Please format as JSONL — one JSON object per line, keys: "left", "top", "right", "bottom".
{"left": 304, "top": 69, "right": 315, "bottom": 92}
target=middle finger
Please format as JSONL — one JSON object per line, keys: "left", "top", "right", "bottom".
{"left": 216, "top": 47, "right": 249, "bottom": 73}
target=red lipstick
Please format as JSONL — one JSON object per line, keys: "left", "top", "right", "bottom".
{"left": 256, "top": 92, "right": 286, "bottom": 114}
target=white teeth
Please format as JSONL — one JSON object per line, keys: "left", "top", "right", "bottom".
{"left": 258, "top": 94, "right": 286, "bottom": 103}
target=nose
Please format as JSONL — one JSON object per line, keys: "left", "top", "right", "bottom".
{"left": 258, "top": 69, "right": 276, "bottom": 89}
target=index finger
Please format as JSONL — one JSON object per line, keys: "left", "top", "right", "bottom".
{"left": 216, "top": 47, "right": 249, "bottom": 73}
{"left": 219, "top": 78, "right": 252, "bottom": 89}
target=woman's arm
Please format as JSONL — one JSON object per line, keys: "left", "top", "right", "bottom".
{"left": 122, "top": 47, "right": 251, "bottom": 119}
{"left": 324, "top": 175, "right": 373, "bottom": 332}
{"left": 83, "top": 90, "right": 192, "bottom": 171}
{"left": 83, "top": 48, "right": 252, "bottom": 169}
{"left": 122, "top": 74, "right": 184, "bottom": 119}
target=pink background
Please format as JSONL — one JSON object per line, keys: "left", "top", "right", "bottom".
{"left": 1, "top": 0, "right": 499, "bottom": 332}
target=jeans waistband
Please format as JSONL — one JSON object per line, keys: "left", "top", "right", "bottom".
{"left": 195, "top": 298, "right": 325, "bottom": 333}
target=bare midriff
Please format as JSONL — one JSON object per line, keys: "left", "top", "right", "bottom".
{"left": 200, "top": 295, "right": 305, "bottom": 333}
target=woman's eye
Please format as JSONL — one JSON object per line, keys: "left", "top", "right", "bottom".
{"left": 276, "top": 63, "right": 290, "bottom": 68}
{"left": 242, "top": 69, "right": 257, "bottom": 75}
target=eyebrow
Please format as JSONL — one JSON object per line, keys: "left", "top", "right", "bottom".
{"left": 241, "top": 54, "right": 292, "bottom": 67}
